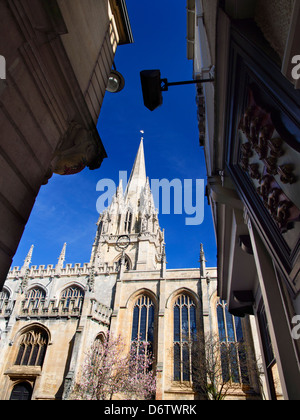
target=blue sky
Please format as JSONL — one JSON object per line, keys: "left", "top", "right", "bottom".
{"left": 12, "top": 0, "right": 217, "bottom": 271}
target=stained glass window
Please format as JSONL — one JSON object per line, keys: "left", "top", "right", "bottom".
{"left": 173, "top": 294, "right": 197, "bottom": 382}
{"left": 24, "top": 288, "right": 46, "bottom": 310}
{"left": 15, "top": 328, "right": 48, "bottom": 367}
{"left": 217, "top": 300, "right": 250, "bottom": 385}
{"left": 61, "top": 286, "right": 84, "bottom": 310}
{"left": 131, "top": 295, "right": 155, "bottom": 354}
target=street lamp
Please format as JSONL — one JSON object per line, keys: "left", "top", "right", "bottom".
{"left": 106, "top": 69, "right": 125, "bottom": 93}
{"left": 140, "top": 69, "right": 214, "bottom": 111}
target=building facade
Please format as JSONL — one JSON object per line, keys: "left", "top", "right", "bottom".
{"left": 0, "top": 0, "right": 133, "bottom": 289}
{"left": 0, "top": 141, "right": 261, "bottom": 400}
{"left": 187, "top": 0, "right": 300, "bottom": 400}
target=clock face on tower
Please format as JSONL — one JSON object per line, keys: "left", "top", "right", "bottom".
{"left": 116, "top": 235, "right": 130, "bottom": 251}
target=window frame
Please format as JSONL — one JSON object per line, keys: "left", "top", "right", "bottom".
{"left": 24, "top": 287, "right": 46, "bottom": 311}
{"left": 60, "top": 286, "right": 84, "bottom": 310}
{"left": 14, "top": 328, "right": 48, "bottom": 368}
{"left": 173, "top": 294, "right": 197, "bottom": 383}
{"left": 216, "top": 300, "right": 250, "bottom": 385}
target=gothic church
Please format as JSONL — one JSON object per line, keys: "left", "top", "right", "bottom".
{"left": 0, "top": 141, "right": 260, "bottom": 400}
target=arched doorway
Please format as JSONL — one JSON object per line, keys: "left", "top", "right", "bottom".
{"left": 10, "top": 382, "right": 33, "bottom": 400}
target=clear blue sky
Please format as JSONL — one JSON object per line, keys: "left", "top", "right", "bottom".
{"left": 12, "top": 0, "right": 217, "bottom": 270}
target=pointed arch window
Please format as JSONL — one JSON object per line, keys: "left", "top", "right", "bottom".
{"left": 173, "top": 294, "right": 197, "bottom": 382}
{"left": 0, "top": 288, "right": 10, "bottom": 312}
{"left": 91, "top": 333, "right": 106, "bottom": 367}
{"left": 217, "top": 300, "right": 250, "bottom": 385}
{"left": 24, "top": 288, "right": 46, "bottom": 310}
{"left": 10, "top": 382, "right": 33, "bottom": 401}
{"left": 125, "top": 211, "right": 133, "bottom": 233}
{"left": 131, "top": 295, "right": 155, "bottom": 360}
{"left": 60, "top": 286, "right": 84, "bottom": 311}
{"left": 117, "top": 255, "right": 131, "bottom": 272}
{"left": 15, "top": 328, "right": 48, "bottom": 367}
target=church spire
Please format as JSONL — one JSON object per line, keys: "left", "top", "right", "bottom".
{"left": 125, "top": 138, "right": 147, "bottom": 205}
{"left": 20, "top": 245, "right": 34, "bottom": 289}
{"left": 91, "top": 137, "right": 164, "bottom": 271}
{"left": 22, "top": 245, "right": 34, "bottom": 272}
{"left": 56, "top": 243, "right": 67, "bottom": 270}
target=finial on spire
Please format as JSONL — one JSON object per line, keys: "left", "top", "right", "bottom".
{"left": 200, "top": 243, "right": 204, "bottom": 255}
{"left": 125, "top": 135, "right": 147, "bottom": 201}
{"left": 117, "top": 178, "right": 123, "bottom": 196}
{"left": 23, "top": 245, "right": 34, "bottom": 269}
{"left": 200, "top": 243, "right": 206, "bottom": 278}
{"left": 57, "top": 243, "right": 67, "bottom": 270}
{"left": 20, "top": 244, "right": 34, "bottom": 278}
{"left": 160, "top": 245, "right": 167, "bottom": 278}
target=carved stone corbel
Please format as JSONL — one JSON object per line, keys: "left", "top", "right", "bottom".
{"left": 257, "top": 175, "right": 273, "bottom": 200}
{"left": 276, "top": 200, "right": 293, "bottom": 229}
{"left": 267, "top": 188, "right": 281, "bottom": 213}
{"left": 46, "top": 122, "right": 105, "bottom": 181}
{"left": 241, "top": 142, "right": 253, "bottom": 158}
{"left": 264, "top": 156, "right": 278, "bottom": 176}
{"left": 240, "top": 157, "right": 249, "bottom": 171}
{"left": 256, "top": 124, "right": 274, "bottom": 160}
{"left": 249, "top": 163, "right": 261, "bottom": 180}
{"left": 278, "top": 164, "right": 296, "bottom": 184}
{"left": 268, "top": 138, "right": 284, "bottom": 158}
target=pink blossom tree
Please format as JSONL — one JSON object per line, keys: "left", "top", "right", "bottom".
{"left": 69, "top": 332, "right": 156, "bottom": 400}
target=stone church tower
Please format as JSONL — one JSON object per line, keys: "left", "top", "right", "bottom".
{"left": 90, "top": 139, "right": 165, "bottom": 275}
{"left": 0, "top": 141, "right": 262, "bottom": 400}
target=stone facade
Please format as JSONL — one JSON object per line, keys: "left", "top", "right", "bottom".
{"left": 187, "top": 0, "right": 300, "bottom": 400}
{"left": 0, "top": 0, "right": 133, "bottom": 289}
{"left": 0, "top": 141, "right": 261, "bottom": 400}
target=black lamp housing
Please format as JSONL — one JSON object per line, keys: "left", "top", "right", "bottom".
{"left": 140, "top": 69, "right": 214, "bottom": 111}
{"left": 140, "top": 70, "right": 163, "bottom": 111}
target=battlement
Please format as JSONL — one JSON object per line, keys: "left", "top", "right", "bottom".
{"left": 8, "top": 262, "right": 91, "bottom": 279}
{"left": 0, "top": 295, "right": 112, "bottom": 326}
{"left": 7, "top": 261, "right": 125, "bottom": 280}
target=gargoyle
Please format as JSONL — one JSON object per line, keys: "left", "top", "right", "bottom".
{"left": 44, "top": 122, "right": 104, "bottom": 183}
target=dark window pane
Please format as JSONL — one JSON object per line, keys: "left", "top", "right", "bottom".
{"left": 140, "top": 306, "right": 147, "bottom": 341}
{"left": 229, "top": 343, "right": 240, "bottom": 383}
{"left": 235, "top": 317, "right": 244, "bottom": 342}
{"left": 220, "top": 345, "right": 230, "bottom": 382}
{"left": 37, "top": 345, "right": 47, "bottom": 367}
{"left": 148, "top": 305, "right": 154, "bottom": 343}
{"left": 239, "top": 343, "right": 250, "bottom": 385}
{"left": 217, "top": 305, "right": 226, "bottom": 342}
{"left": 190, "top": 306, "right": 197, "bottom": 340}
{"left": 174, "top": 306, "right": 180, "bottom": 342}
{"left": 22, "top": 345, "right": 32, "bottom": 366}
{"left": 174, "top": 344, "right": 181, "bottom": 381}
{"left": 15, "top": 345, "right": 25, "bottom": 365}
{"left": 131, "top": 305, "right": 139, "bottom": 341}
{"left": 226, "top": 311, "right": 235, "bottom": 342}
{"left": 259, "top": 306, "right": 274, "bottom": 367}
{"left": 29, "top": 345, "right": 39, "bottom": 366}
{"left": 182, "top": 344, "right": 190, "bottom": 381}
{"left": 182, "top": 306, "right": 189, "bottom": 341}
